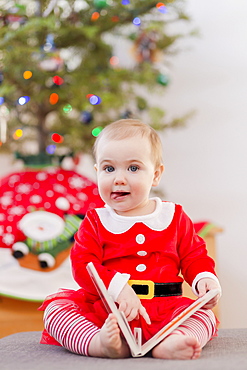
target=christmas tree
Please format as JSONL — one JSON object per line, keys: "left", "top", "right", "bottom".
{"left": 0, "top": 0, "right": 193, "bottom": 164}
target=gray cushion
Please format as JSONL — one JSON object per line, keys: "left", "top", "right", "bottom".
{"left": 0, "top": 329, "right": 247, "bottom": 370}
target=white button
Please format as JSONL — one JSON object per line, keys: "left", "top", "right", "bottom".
{"left": 136, "top": 234, "right": 145, "bottom": 244}
{"left": 136, "top": 264, "right": 147, "bottom": 272}
{"left": 137, "top": 251, "right": 147, "bottom": 256}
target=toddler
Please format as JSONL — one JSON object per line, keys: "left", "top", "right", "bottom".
{"left": 40, "top": 119, "right": 221, "bottom": 360}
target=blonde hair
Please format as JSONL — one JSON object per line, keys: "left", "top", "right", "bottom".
{"left": 93, "top": 119, "right": 163, "bottom": 168}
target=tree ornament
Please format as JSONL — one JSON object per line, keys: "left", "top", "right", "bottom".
{"left": 0, "top": 72, "right": 4, "bottom": 85}
{"left": 156, "top": 73, "right": 169, "bottom": 86}
{"left": 43, "top": 34, "right": 56, "bottom": 52}
{"left": 80, "top": 111, "right": 93, "bottom": 125}
{"left": 133, "top": 31, "right": 159, "bottom": 63}
{"left": 39, "top": 53, "right": 64, "bottom": 72}
{"left": 120, "top": 110, "right": 133, "bottom": 119}
{"left": 3, "top": 4, "right": 27, "bottom": 27}
{"left": 136, "top": 96, "right": 147, "bottom": 111}
{"left": 93, "top": 0, "right": 108, "bottom": 10}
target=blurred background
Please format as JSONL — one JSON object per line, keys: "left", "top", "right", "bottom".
{"left": 0, "top": 0, "right": 246, "bottom": 332}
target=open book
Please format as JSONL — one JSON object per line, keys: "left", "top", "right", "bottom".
{"left": 86, "top": 262, "right": 220, "bottom": 357}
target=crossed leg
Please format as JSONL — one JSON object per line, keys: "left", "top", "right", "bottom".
{"left": 44, "top": 301, "right": 216, "bottom": 360}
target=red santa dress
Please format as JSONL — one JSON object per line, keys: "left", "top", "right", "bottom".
{"left": 39, "top": 198, "right": 218, "bottom": 345}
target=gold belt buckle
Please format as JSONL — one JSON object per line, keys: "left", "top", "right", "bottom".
{"left": 128, "top": 280, "right": 155, "bottom": 299}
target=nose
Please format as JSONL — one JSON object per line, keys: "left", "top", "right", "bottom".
{"left": 114, "top": 170, "right": 127, "bottom": 185}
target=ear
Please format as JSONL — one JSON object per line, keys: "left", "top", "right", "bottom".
{"left": 152, "top": 164, "right": 164, "bottom": 187}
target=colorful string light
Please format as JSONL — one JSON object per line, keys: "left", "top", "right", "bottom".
{"left": 89, "top": 95, "right": 101, "bottom": 105}
{"left": 111, "top": 16, "right": 120, "bottom": 22}
{"left": 92, "top": 126, "right": 103, "bottom": 137}
{"left": 18, "top": 96, "right": 30, "bottom": 105}
{"left": 63, "top": 104, "right": 72, "bottom": 113}
{"left": 15, "top": 129, "right": 23, "bottom": 138}
{"left": 49, "top": 93, "right": 59, "bottom": 105}
{"left": 133, "top": 17, "right": 141, "bottom": 26}
{"left": 51, "top": 133, "right": 64, "bottom": 143}
{"left": 52, "top": 75, "right": 64, "bottom": 85}
{"left": 110, "top": 56, "right": 119, "bottom": 66}
{"left": 156, "top": 3, "right": 167, "bottom": 14}
{"left": 13, "top": 129, "right": 23, "bottom": 140}
{"left": 91, "top": 12, "right": 100, "bottom": 21}
{"left": 23, "top": 70, "right": 33, "bottom": 79}
{"left": 46, "top": 144, "right": 56, "bottom": 154}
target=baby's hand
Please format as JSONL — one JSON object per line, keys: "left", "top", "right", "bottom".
{"left": 116, "top": 283, "right": 151, "bottom": 325}
{"left": 196, "top": 278, "right": 221, "bottom": 309}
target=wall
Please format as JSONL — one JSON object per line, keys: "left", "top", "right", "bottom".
{"left": 159, "top": 0, "right": 247, "bottom": 328}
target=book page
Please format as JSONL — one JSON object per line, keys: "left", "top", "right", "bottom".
{"left": 86, "top": 262, "right": 220, "bottom": 357}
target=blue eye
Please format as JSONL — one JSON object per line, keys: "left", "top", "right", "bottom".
{"left": 129, "top": 165, "right": 139, "bottom": 172}
{"left": 105, "top": 166, "right": 115, "bottom": 173}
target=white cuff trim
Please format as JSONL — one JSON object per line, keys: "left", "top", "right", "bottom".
{"left": 108, "top": 272, "right": 130, "bottom": 301}
{"left": 192, "top": 272, "right": 222, "bottom": 296}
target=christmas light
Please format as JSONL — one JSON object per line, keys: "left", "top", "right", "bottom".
{"left": 157, "top": 73, "right": 169, "bottom": 86}
{"left": 23, "top": 70, "right": 33, "bottom": 79}
{"left": 52, "top": 75, "right": 64, "bottom": 85}
{"left": 63, "top": 104, "right": 72, "bottom": 113}
{"left": 51, "top": 133, "right": 64, "bottom": 143}
{"left": 109, "top": 56, "right": 119, "bottom": 66}
{"left": 89, "top": 95, "right": 101, "bottom": 105}
{"left": 156, "top": 3, "right": 167, "bottom": 14}
{"left": 133, "top": 17, "right": 141, "bottom": 26}
{"left": 15, "top": 129, "right": 23, "bottom": 138}
{"left": 46, "top": 144, "right": 56, "bottom": 154}
{"left": 94, "top": 0, "right": 109, "bottom": 9}
{"left": 92, "top": 127, "right": 103, "bottom": 137}
{"left": 13, "top": 129, "right": 23, "bottom": 140}
{"left": 0, "top": 97, "right": 4, "bottom": 105}
{"left": 91, "top": 12, "right": 100, "bottom": 21}
{"left": 122, "top": 0, "right": 130, "bottom": 5}
{"left": 49, "top": 93, "right": 59, "bottom": 105}
{"left": 18, "top": 96, "right": 30, "bottom": 105}
{"left": 111, "top": 16, "right": 120, "bottom": 22}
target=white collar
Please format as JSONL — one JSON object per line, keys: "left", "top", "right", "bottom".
{"left": 95, "top": 198, "right": 175, "bottom": 234}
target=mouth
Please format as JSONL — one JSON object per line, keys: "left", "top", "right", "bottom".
{"left": 111, "top": 191, "right": 130, "bottom": 200}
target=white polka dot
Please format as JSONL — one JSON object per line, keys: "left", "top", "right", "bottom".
{"left": 55, "top": 197, "right": 70, "bottom": 211}
{"left": 136, "top": 264, "right": 146, "bottom": 272}
{"left": 137, "top": 250, "right": 147, "bottom": 256}
{"left": 136, "top": 234, "right": 145, "bottom": 244}
{"left": 57, "top": 174, "right": 64, "bottom": 181}
{"left": 46, "top": 190, "right": 54, "bottom": 197}
{"left": 73, "top": 204, "right": 81, "bottom": 211}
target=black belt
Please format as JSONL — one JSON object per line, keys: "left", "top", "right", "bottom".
{"left": 128, "top": 280, "right": 182, "bottom": 299}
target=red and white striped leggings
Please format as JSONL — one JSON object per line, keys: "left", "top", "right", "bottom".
{"left": 43, "top": 300, "right": 217, "bottom": 356}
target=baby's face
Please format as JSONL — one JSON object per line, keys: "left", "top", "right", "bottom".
{"left": 95, "top": 135, "right": 162, "bottom": 216}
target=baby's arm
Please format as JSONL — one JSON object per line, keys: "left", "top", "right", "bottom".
{"left": 196, "top": 277, "right": 221, "bottom": 309}
{"left": 116, "top": 283, "right": 151, "bottom": 325}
